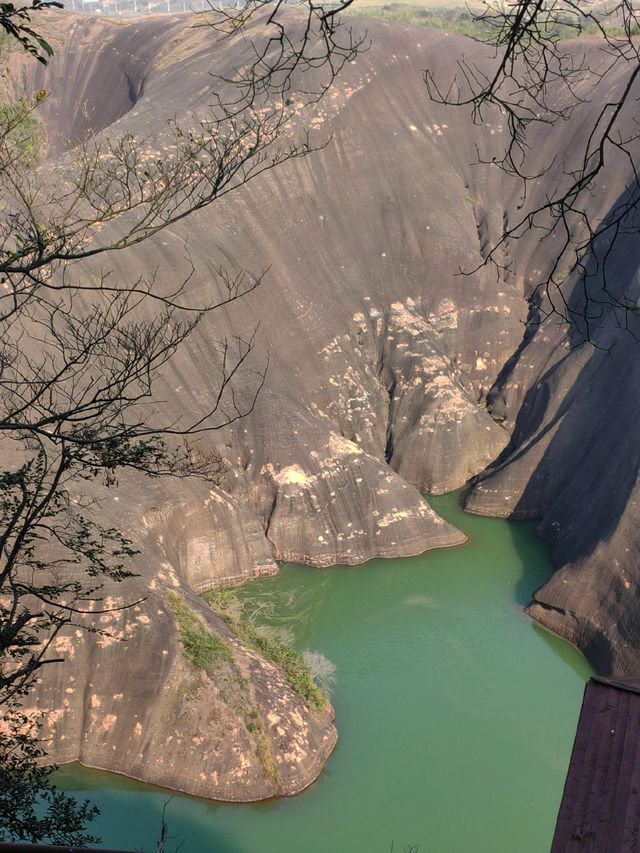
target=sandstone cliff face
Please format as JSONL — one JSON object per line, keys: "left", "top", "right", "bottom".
{"left": 25, "top": 471, "right": 335, "bottom": 801}
{"left": 22, "top": 13, "right": 525, "bottom": 581}
{"left": 16, "top": 7, "right": 640, "bottom": 798}
{"left": 17, "top": 13, "right": 527, "bottom": 796}
{"left": 466, "top": 241, "right": 640, "bottom": 676}
{"left": 464, "top": 72, "right": 640, "bottom": 676}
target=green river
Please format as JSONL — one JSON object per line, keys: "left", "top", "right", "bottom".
{"left": 58, "top": 491, "right": 592, "bottom": 852}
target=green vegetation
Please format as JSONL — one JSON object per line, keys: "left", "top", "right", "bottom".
{"left": 175, "top": 676, "right": 203, "bottom": 705}
{"left": 167, "top": 593, "right": 278, "bottom": 782}
{"left": 255, "top": 728, "right": 278, "bottom": 783}
{"left": 244, "top": 705, "right": 261, "bottom": 733}
{"left": 349, "top": 3, "right": 640, "bottom": 42}
{"left": 204, "top": 590, "right": 326, "bottom": 711}
{"left": 351, "top": 4, "right": 491, "bottom": 39}
{"left": 166, "top": 592, "right": 233, "bottom": 673}
{"left": 0, "top": 98, "right": 44, "bottom": 166}
{"left": 351, "top": 0, "right": 484, "bottom": 9}
{"left": 242, "top": 705, "right": 278, "bottom": 782}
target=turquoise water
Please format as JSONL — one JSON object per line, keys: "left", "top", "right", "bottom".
{"left": 58, "top": 491, "right": 591, "bottom": 852}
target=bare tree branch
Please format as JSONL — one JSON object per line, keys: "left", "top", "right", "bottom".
{"left": 426, "top": 0, "right": 640, "bottom": 344}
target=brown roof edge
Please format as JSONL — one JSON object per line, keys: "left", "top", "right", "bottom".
{"left": 0, "top": 844, "right": 139, "bottom": 852}
{"left": 590, "top": 674, "right": 640, "bottom": 695}
{"left": 551, "top": 674, "right": 640, "bottom": 852}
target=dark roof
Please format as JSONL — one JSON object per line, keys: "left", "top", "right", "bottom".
{"left": 0, "top": 844, "right": 136, "bottom": 852}
{"left": 552, "top": 676, "right": 640, "bottom": 852}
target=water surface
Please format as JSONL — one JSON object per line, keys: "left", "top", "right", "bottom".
{"left": 59, "top": 491, "right": 591, "bottom": 852}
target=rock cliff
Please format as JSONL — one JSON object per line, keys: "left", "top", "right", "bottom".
{"left": 460, "top": 44, "right": 640, "bottom": 678}
{"left": 11, "top": 8, "right": 640, "bottom": 798}
{"left": 15, "top": 12, "right": 520, "bottom": 798}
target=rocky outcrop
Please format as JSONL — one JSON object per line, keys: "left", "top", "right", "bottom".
{"left": 25, "top": 470, "right": 335, "bottom": 800}
{"left": 141, "top": 483, "right": 279, "bottom": 593}
{"left": 31, "top": 579, "right": 336, "bottom": 801}
{"left": 466, "top": 254, "right": 640, "bottom": 676}
{"left": 378, "top": 299, "right": 509, "bottom": 494}
{"left": 18, "top": 12, "right": 525, "bottom": 580}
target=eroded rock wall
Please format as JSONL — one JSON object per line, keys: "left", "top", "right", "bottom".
{"left": 466, "top": 171, "right": 640, "bottom": 674}
{"left": 20, "top": 13, "right": 527, "bottom": 579}
{"left": 17, "top": 9, "right": 640, "bottom": 798}
{"left": 15, "top": 13, "right": 529, "bottom": 797}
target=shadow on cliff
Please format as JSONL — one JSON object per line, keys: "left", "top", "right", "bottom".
{"left": 477, "top": 344, "right": 638, "bottom": 566}
{"left": 503, "top": 517, "right": 551, "bottom": 609}
{"left": 473, "top": 211, "right": 640, "bottom": 676}
{"left": 531, "top": 620, "right": 594, "bottom": 680}
{"left": 475, "top": 220, "right": 640, "bottom": 576}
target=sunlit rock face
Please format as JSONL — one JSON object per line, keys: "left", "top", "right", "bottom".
{"left": 20, "top": 12, "right": 528, "bottom": 581}
{"left": 378, "top": 300, "right": 509, "bottom": 494}
{"left": 17, "top": 11, "right": 530, "bottom": 797}
{"left": 17, "top": 5, "right": 640, "bottom": 798}
{"left": 26, "top": 472, "right": 337, "bottom": 801}
{"left": 32, "top": 574, "right": 336, "bottom": 802}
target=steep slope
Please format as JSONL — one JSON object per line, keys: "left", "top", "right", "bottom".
{"left": 464, "top": 55, "right": 640, "bottom": 675}
{"left": 15, "top": 8, "right": 640, "bottom": 797}
{"left": 467, "top": 224, "right": 640, "bottom": 676}
{"left": 11, "top": 11, "right": 529, "bottom": 797}
{"left": 20, "top": 12, "right": 530, "bottom": 579}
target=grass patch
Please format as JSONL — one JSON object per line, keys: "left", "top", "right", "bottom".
{"left": 351, "top": 0, "right": 485, "bottom": 9}
{"left": 176, "top": 676, "right": 202, "bottom": 704}
{"left": 168, "top": 592, "right": 280, "bottom": 784}
{"left": 244, "top": 705, "right": 261, "bottom": 733}
{"left": 242, "top": 704, "right": 278, "bottom": 782}
{"left": 255, "top": 729, "right": 278, "bottom": 783}
{"left": 204, "top": 590, "right": 326, "bottom": 711}
{"left": 166, "top": 592, "right": 233, "bottom": 673}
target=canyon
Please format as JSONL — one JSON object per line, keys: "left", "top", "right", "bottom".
{"left": 8, "top": 10, "right": 640, "bottom": 800}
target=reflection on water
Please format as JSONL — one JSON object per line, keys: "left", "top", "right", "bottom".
{"left": 58, "top": 491, "right": 591, "bottom": 853}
